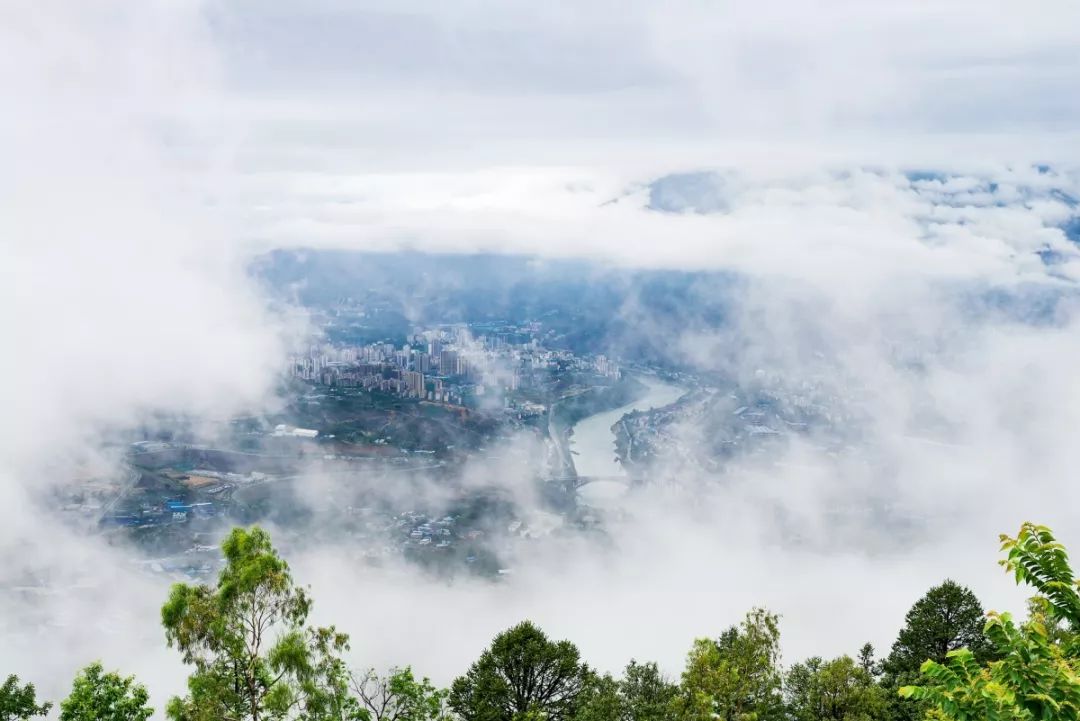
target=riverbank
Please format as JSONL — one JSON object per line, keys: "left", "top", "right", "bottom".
{"left": 546, "top": 375, "right": 647, "bottom": 479}
{"left": 570, "top": 376, "right": 685, "bottom": 478}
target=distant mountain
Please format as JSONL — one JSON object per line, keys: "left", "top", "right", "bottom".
{"left": 646, "top": 170, "right": 733, "bottom": 214}
{"left": 251, "top": 249, "right": 742, "bottom": 368}
{"left": 640, "top": 167, "right": 1080, "bottom": 253}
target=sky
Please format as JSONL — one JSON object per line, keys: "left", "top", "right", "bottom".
{"left": 3, "top": 0, "right": 1080, "bottom": 709}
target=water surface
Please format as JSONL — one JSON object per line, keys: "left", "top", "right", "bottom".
{"left": 570, "top": 377, "right": 683, "bottom": 478}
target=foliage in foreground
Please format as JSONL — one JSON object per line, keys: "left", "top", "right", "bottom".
{"left": 881, "top": 579, "right": 994, "bottom": 721}
{"left": 351, "top": 666, "right": 449, "bottom": 721}
{"left": 10, "top": 521, "right": 1080, "bottom": 721}
{"left": 161, "top": 526, "right": 353, "bottom": 721}
{"left": 0, "top": 675, "right": 51, "bottom": 721}
{"left": 671, "top": 607, "right": 784, "bottom": 721}
{"left": 449, "top": 621, "right": 592, "bottom": 721}
{"left": 785, "top": 654, "right": 887, "bottom": 721}
{"left": 59, "top": 662, "right": 154, "bottom": 721}
{"left": 901, "top": 522, "right": 1080, "bottom": 720}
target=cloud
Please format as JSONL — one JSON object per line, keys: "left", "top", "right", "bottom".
{"left": 5, "top": 0, "right": 1080, "bottom": 710}
{"left": 0, "top": 0, "right": 290, "bottom": 702}
{"left": 244, "top": 165, "right": 1080, "bottom": 297}
{"left": 274, "top": 245, "right": 1080, "bottom": 684}
{"left": 209, "top": 0, "right": 1080, "bottom": 170}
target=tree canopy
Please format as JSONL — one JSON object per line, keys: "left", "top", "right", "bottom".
{"left": 618, "top": 660, "right": 677, "bottom": 721}
{"left": 671, "top": 607, "right": 785, "bottom": 721}
{"left": 883, "top": 579, "right": 994, "bottom": 677}
{"left": 161, "top": 526, "right": 353, "bottom": 721}
{"left": 785, "top": 655, "right": 887, "bottom": 721}
{"left": 0, "top": 675, "right": 51, "bottom": 721}
{"left": 10, "top": 521, "right": 1080, "bottom": 721}
{"left": 880, "top": 579, "right": 993, "bottom": 720}
{"left": 59, "top": 662, "right": 154, "bottom": 721}
{"left": 901, "top": 522, "right": 1080, "bottom": 720}
{"left": 448, "top": 621, "right": 592, "bottom": 721}
{"left": 350, "top": 667, "right": 449, "bottom": 721}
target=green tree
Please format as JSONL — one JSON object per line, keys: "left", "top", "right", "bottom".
{"left": 59, "top": 662, "right": 153, "bottom": 721}
{"left": 449, "top": 621, "right": 592, "bottom": 721}
{"left": 880, "top": 580, "right": 992, "bottom": 720}
{"left": 901, "top": 522, "right": 1080, "bottom": 720}
{"left": 620, "top": 661, "right": 677, "bottom": 721}
{"left": 785, "top": 655, "right": 887, "bottom": 721}
{"left": 884, "top": 580, "right": 993, "bottom": 674}
{"left": 574, "top": 674, "right": 623, "bottom": 721}
{"left": 350, "top": 667, "right": 449, "bottom": 721}
{"left": 1027, "top": 595, "right": 1080, "bottom": 649}
{"left": 570, "top": 660, "right": 677, "bottom": 721}
{"left": 0, "top": 675, "right": 51, "bottom": 721}
{"left": 671, "top": 607, "right": 784, "bottom": 721}
{"left": 856, "top": 644, "right": 878, "bottom": 677}
{"left": 161, "top": 526, "right": 354, "bottom": 721}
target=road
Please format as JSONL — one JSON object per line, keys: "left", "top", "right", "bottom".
{"left": 98, "top": 464, "right": 141, "bottom": 521}
{"left": 546, "top": 406, "right": 576, "bottom": 480}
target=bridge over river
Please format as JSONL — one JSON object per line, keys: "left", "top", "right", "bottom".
{"left": 545, "top": 473, "right": 637, "bottom": 491}
{"left": 548, "top": 375, "right": 685, "bottom": 493}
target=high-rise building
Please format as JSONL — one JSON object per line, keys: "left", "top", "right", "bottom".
{"left": 404, "top": 371, "right": 425, "bottom": 398}
{"left": 440, "top": 350, "right": 459, "bottom": 376}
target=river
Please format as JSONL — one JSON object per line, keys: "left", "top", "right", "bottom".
{"left": 570, "top": 375, "right": 684, "bottom": 481}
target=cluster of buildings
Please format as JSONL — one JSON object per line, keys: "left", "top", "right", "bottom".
{"left": 342, "top": 507, "right": 489, "bottom": 558}
{"left": 398, "top": 511, "right": 458, "bottom": 549}
{"left": 288, "top": 325, "right": 621, "bottom": 405}
{"left": 273, "top": 424, "right": 319, "bottom": 438}
{"left": 100, "top": 496, "right": 220, "bottom": 528}
{"left": 615, "top": 371, "right": 853, "bottom": 476}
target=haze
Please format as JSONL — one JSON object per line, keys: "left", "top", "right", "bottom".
{"left": 3, "top": 0, "right": 1080, "bottom": 712}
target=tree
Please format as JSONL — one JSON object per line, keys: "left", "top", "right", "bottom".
{"left": 161, "top": 526, "right": 354, "bottom": 721}
{"left": 880, "top": 580, "right": 992, "bottom": 720}
{"left": 856, "top": 644, "right": 878, "bottom": 677}
{"left": 59, "top": 662, "right": 153, "bottom": 721}
{"left": 569, "top": 660, "right": 677, "bottom": 721}
{"left": 449, "top": 621, "right": 592, "bottom": 721}
{"left": 884, "top": 580, "right": 994, "bottom": 675}
{"left": 784, "top": 655, "right": 887, "bottom": 721}
{"left": 1027, "top": 595, "right": 1079, "bottom": 649}
{"left": 671, "top": 607, "right": 784, "bottom": 721}
{"left": 901, "top": 522, "right": 1080, "bottom": 720}
{"left": 573, "top": 674, "right": 623, "bottom": 721}
{"left": 350, "top": 667, "right": 449, "bottom": 721}
{"left": 0, "top": 675, "right": 51, "bottom": 721}
{"left": 619, "top": 661, "right": 676, "bottom": 721}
